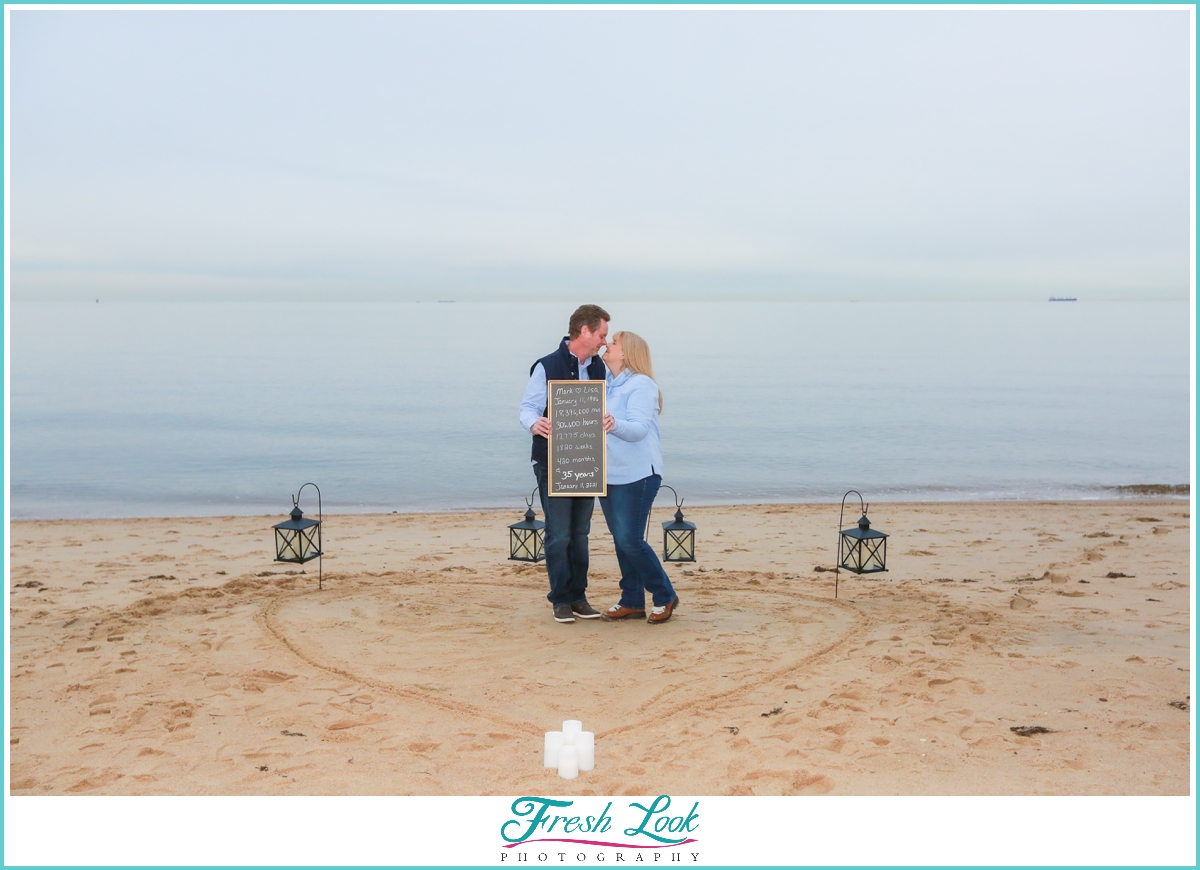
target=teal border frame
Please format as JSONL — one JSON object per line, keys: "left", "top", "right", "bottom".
{"left": 1, "top": 2, "right": 1195, "bottom": 869}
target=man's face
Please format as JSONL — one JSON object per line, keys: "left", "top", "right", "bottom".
{"left": 578, "top": 320, "right": 609, "bottom": 358}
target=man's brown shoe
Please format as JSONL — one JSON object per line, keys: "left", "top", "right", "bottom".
{"left": 647, "top": 596, "right": 680, "bottom": 625}
{"left": 602, "top": 604, "right": 646, "bottom": 621}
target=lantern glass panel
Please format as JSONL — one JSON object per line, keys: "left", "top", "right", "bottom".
{"left": 663, "top": 527, "right": 696, "bottom": 562}
{"left": 275, "top": 520, "right": 321, "bottom": 564}
{"left": 839, "top": 531, "right": 887, "bottom": 574}
{"left": 299, "top": 526, "right": 321, "bottom": 560}
{"left": 861, "top": 538, "right": 885, "bottom": 572}
{"left": 845, "top": 538, "right": 865, "bottom": 572}
{"left": 509, "top": 526, "right": 545, "bottom": 562}
{"left": 276, "top": 528, "right": 302, "bottom": 562}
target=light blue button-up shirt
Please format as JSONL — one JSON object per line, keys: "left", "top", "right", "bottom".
{"left": 605, "top": 369, "right": 663, "bottom": 486}
{"left": 518, "top": 356, "right": 598, "bottom": 432}
{"left": 519, "top": 353, "right": 599, "bottom": 466}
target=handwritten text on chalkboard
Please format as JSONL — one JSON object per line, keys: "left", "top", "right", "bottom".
{"left": 548, "top": 380, "right": 606, "bottom": 497}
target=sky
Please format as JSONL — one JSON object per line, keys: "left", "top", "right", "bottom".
{"left": 8, "top": 7, "right": 1194, "bottom": 302}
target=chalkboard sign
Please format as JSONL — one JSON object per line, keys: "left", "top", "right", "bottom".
{"left": 547, "top": 379, "right": 607, "bottom": 497}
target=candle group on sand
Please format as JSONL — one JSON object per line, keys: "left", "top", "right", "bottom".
{"left": 544, "top": 719, "right": 595, "bottom": 779}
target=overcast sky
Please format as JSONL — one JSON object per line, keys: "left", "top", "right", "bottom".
{"left": 9, "top": 8, "right": 1193, "bottom": 302}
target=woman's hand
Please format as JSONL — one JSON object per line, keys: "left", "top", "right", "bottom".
{"left": 603, "top": 413, "right": 615, "bottom": 433}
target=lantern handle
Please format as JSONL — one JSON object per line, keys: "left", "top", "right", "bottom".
{"left": 838, "top": 489, "right": 866, "bottom": 532}
{"left": 295, "top": 482, "right": 323, "bottom": 522}
{"left": 835, "top": 489, "right": 866, "bottom": 600}
{"left": 660, "top": 484, "right": 684, "bottom": 511}
{"left": 525, "top": 487, "right": 539, "bottom": 511}
{"left": 644, "top": 483, "right": 686, "bottom": 542}
{"left": 294, "top": 482, "right": 323, "bottom": 591}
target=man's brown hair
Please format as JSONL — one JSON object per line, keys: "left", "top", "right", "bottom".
{"left": 568, "top": 304, "right": 611, "bottom": 339}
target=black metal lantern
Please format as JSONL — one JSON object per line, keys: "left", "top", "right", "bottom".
{"left": 508, "top": 489, "right": 546, "bottom": 563}
{"left": 834, "top": 490, "right": 887, "bottom": 598}
{"left": 274, "top": 482, "right": 323, "bottom": 589}
{"left": 659, "top": 484, "right": 697, "bottom": 563}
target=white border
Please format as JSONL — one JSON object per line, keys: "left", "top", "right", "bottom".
{"left": 3, "top": 795, "right": 1198, "bottom": 866}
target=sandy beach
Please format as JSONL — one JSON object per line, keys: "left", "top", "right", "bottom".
{"left": 7, "top": 500, "right": 1192, "bottom": 796}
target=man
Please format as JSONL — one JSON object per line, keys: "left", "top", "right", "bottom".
{"left": 519, "top": 304, "right": 611, "bottom": 623}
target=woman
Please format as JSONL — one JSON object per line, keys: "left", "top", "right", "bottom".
{"left": 598, "top": 331, "right": 680, "bottom": 625}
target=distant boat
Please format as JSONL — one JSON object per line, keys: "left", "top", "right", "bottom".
{"left": 1048, "top": 296, "right": 1077, "bottom": 302}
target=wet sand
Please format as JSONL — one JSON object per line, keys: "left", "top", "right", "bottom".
{"left": 8, "top": 500, "right": 1192, "bottom": 795}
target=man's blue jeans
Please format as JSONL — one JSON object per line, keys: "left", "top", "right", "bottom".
{"left": 534, "top": 462, "right": 593, "bottom": 606}
{"left": 598, "top": 474, "right": 677, "bottom": 609}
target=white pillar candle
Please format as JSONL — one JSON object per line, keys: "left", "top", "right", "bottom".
{"left": 577, "top": 731, "right": 594, "bottom": 771}
{"left": 544, "top": 731, "right": 564, "bottom": 768}
{"left": 557, "top": 744, "right": 579, "bottom": 779}
{"left": 563, "top": 720, "right": 582, "bottom": 745}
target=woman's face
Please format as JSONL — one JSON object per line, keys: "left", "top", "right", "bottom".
{"left": 605, "top": 337, "right": 624, "bottom": 371}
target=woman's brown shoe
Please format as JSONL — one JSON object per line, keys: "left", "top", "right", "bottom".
{"left": 602, "top": 604, "right": 647, "bottom": 620}
{"left": 647, "top": 596, "right": 680, "bottom": 625}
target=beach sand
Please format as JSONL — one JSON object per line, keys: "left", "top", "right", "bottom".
{"left": 8, "top": 501, "right": 1192, "bottom": 796}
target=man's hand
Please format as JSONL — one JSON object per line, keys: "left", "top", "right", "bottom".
{"left": 531, "top": 417, "right": 552, "bottom": 437}
{"left": 603, "top": 413, "right": 615, "bottom": 433}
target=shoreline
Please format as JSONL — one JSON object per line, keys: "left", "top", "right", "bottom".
{"left": 8, "top": 488, "right": 1194, "bottom": 524}
{"left": 9, "top": 500, "right": 1193, "bottom": 795}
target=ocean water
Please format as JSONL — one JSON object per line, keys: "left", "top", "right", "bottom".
{"left": 8, "top": 300, "right": 1192, "bottom": 519}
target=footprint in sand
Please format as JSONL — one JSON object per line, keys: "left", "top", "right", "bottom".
{"left": 65, "top": 768, "right": 125, "bottom": 793}
{"left": 790, "top": 772, "right": 834, "bottom": 795}
{"left": 326, "top": 714, "right": 387, "bottom": 730}
{"left": 870, "top": 657, "right": 899, "bottom": 674}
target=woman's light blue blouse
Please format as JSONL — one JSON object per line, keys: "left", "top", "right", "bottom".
{"left": 605, "top": 369, "right": 663, "bottom": 486}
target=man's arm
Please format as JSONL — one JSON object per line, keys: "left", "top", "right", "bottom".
{"left": 519, "top": 363, "right": 552, "bottom": 437}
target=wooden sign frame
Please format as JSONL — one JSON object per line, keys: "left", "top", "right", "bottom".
{"left": 547, "top": 379, "right": 607, "bottom": 497}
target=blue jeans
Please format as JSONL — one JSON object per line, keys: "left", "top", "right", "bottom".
{"left": 599, "top": 474, "right": 677, "bottom": 609}
{"left": 534, "top": 462, "right": 593, "bottom": 606}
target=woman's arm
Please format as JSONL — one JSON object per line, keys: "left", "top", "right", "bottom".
{"left": 609, "top": 377, "right": 658, "bottom": 442}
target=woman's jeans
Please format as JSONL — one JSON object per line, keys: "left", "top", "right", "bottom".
{"left": 599, "top": 474, "right": 677, "bottom": 609}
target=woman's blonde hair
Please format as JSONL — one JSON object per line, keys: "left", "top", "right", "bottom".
{"left": 612, "top": 331, "right": 663, "bottom": 411}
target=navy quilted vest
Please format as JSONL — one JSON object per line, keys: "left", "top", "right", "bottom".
{"left": 530, "top": 337, "right": 607, "bottom": 465}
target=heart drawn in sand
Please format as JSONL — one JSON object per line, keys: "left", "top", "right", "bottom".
{"left": 260, "top": 572, "right": 866, "bottom": 739}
